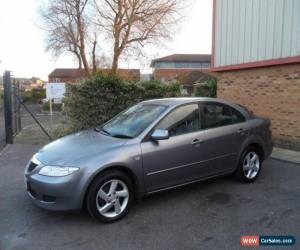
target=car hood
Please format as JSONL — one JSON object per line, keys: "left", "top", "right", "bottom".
{"left": 35, "top": 129, "right": 128, "bottom": 166}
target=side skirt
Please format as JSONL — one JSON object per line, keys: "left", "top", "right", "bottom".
{"left": 145, "top": 170, "right": 232, "bottom": 196}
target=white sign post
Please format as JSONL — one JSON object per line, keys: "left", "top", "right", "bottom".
{"left": 46, "top": 83, "right": 66, "bottom": 128}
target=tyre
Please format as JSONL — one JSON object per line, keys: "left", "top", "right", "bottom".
{"left": 234, "top": 147, "right": 262, "bottom": 183}
{"left": 86, "top": 170, "right": 133, "bottom": 223}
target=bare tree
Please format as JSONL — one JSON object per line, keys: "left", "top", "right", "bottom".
{"left": 40, "top": 0, "right": 98, "bottom": 74}
{"left": 95, "top": 0, "right": 181, "bottom": 74}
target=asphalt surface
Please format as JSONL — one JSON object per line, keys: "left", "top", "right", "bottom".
{"left": 0, "top": 107, "right": 5, "bottom": 150}
{"left": 0, "top": 143, "right": 299, "bottom": 250}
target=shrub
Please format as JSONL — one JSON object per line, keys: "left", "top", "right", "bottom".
{"left": 21, "top": 89, "right": 46, "bottom": 103}
{"left": 140, "top": 80, "right": 181, "bottom": 100}
{"left": 63, "top": 74, "right": 182, "bottom": 132}
{"left": 51, "top": 125, "right": 74, "bottom": 139}
{"left": 193, "top": 78, "right": 217, "bottom": 97}
{"left": 42, "top": 101, "right": 63, "bottom": 112}
{"left": 64, "top": 74, "right": 143, "bottom": 131}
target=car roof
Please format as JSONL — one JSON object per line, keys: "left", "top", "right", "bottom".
{"left": 141, "top": 97, "right": 250, "bottom": 118}
{"left": 142, "top": 97, "right": 232, "bottom": 107}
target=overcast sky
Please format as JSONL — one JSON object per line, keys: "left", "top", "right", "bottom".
{"left": 0, "top": 0, "right": 212, "bottom": 80}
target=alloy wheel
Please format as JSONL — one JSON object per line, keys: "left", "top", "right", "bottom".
{"left": 243, "top": 152, "right": 260, "bottom": 180}
{"left": 96, "top": 179, "right": 129, "bottom": 218}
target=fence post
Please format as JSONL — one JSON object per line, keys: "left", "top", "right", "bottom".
{"left": 16, "top": 81, "right": 22, "bottom": 133}
{"left": 3, "top": 71, "right": 13, "bottom": 144}
{"left": 12, "top": 79, "right": 21, "bottom": 134}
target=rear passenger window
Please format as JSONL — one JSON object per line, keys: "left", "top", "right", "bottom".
{"left": 203, "top": 103, "right": 245, "bottom": 129}
{"left": 231, "top": 108, "right": 246, "bottom": 124}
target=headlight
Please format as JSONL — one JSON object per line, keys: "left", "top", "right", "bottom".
{"left": 39, "top": 166, "right": 79, "bottom": 177}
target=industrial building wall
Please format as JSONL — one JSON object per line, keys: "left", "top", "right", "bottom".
{"left": 214, "top": 0, "right": 300, "bottom": 68}
{"left": 217, "top": 63, "right": 300, "bottom": 150}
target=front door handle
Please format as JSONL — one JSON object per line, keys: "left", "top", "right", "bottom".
{"left": 191, "top": 139, "right": 204, "bottom": 146}
{"left": 237, "top": 128, "right": 248, "bottom": 135}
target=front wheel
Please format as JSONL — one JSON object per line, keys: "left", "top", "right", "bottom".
{"left": 86, "top": 170, "right": 133, "bottom": 223}
{"left": 234, "top": 147, "right": 262, "bottom": 183}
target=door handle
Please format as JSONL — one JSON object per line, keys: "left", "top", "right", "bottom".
{"left": 237, "top": 128, "right": 248, "bottom": 135}
{"left": 191, "top": 139, "right": 204, "bottom": 146}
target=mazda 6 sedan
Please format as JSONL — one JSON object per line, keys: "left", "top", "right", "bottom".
{"left": 24, "top": 98, "right": 273, "bottom": 222}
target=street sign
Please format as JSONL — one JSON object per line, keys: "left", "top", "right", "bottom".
{"left": 46, "top": 82, "right": 66, "bottom": 128}
{"left": 46, "top": 82, "right": 66, "bottom": 101}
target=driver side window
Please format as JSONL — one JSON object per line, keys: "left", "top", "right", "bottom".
{"left": 156, "top": 104, "right": 201, "bottom": 137}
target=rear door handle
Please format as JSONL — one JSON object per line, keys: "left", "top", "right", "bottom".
{"left": 191, "top": 139, "right": 204, "bottom": 146}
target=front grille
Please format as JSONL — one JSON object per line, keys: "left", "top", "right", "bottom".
{"left": 28, "top": 161, "right": 38, "bottom": 172}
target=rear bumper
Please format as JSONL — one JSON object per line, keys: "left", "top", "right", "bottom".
{"left": 265, "top": 140, "right": 274, "bottom": 160}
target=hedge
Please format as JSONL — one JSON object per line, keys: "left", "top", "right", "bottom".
{"left": 21, "top": 89, "right": 46, "bottom": 103}
{"left": 63, "top": 74, "right": 181, "bottom": 131}
{"left": 193, "top": 78, "right": 217, "bottom": 98}
{"left": 42, "top": 101, "right": 63, "bottom": 112}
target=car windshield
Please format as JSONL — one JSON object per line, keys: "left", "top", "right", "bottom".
{"left": 101, "top": 104, "right": 168, "bottom": 139}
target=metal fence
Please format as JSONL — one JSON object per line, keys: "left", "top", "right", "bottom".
{"left": 2, "top": 71, "right": 22, "bottom": 144}
{"left": 2, "top": 71, "right": 52, "bottom": 145}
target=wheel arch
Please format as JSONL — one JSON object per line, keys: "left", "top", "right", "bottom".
{"left": 246, "top": 143, "right": 265, "bottom": 161}
{"left": 82, "top": 165, "right": 142, "bottom": 209}
{"left": 239, "top": 138, "right": 265, "bottom": 162}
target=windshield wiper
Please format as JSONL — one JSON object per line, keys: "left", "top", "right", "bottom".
{"left": 94, "top": 127, "right": 112, "bottom": 136}
{"left": 111, "top": 134, "right": 133, "bottom": 139}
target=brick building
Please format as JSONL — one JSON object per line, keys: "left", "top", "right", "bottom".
{"left": 212, "top": 0, "right": 300, "bottom": 150}
{"left": 48, "top": 68, "right": 141, "bottom": 83}
{"left": 151, "top": 54, "right": 211, "bottom": 82}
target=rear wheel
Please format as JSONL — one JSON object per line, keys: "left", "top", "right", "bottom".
{"left": 234, "top": 147, "right": 261, "bottom": 183}
{"left": 86, "top": 170, "right": 133, "bottom": 223}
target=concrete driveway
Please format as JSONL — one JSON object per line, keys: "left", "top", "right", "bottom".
{"left": 0, "top": 143, "right": 299, "bottom": 250}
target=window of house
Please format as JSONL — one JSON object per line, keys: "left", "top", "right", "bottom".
{"left": 156, "top": 104, "right": 201, "bottom": 137}
{"left": 155, "top": 62, "right": 211, "bottom": 69}
{"left": 203, "top": 103, "right": 245, "bottom": 129}
{"left": 53, "top": 78, "right": 61, "bottom": 83}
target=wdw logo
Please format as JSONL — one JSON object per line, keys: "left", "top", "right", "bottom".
{"left": 240, "top": 235, "right": 296, "bottom": 246}
{"left": 240, "top": 236, "right": 259, "bottom": 246}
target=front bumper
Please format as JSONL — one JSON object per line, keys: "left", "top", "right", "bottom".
{"left": 24, "top": 162, "right": 85, "bottom": 211}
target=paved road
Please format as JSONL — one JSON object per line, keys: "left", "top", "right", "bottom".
{"left": 0, "top": 144, "right": 299, "bottom": 250}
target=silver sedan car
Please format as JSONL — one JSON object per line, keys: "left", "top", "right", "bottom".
{"left": 24, "top": 98, "right": 273, "bottom": 222}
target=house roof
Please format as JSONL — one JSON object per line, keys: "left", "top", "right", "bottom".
{"left": 177, "top": 70, "right": 214, "bottom": 85}
{"left": 151, "top": 54, "right": 211, "bottom": 67}
{"left": 48, "top": 68, "right": 141, "bottom": 80}
{"left": 48, "top": 68, "right": 88, "bottom": 78}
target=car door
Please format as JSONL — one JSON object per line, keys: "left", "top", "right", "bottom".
{"left": 201, "top": 102, "right": 249, "bottom": 175}
{"left": 141, "top": 103, "right": 208, "bottom": 192}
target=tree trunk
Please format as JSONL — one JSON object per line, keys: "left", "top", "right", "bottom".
{"left": 92, "top": 38, "right": 97, "bottom": 74}
{"left": 76, "top": 52, "right": 82, "bottom": 69}
{"left": 76, "top": 2, "right": 89, "bottom": 75}
{"left": 112, "top": 46, "right": 121, "bottom": 75}
{"left": 79, "top": 41, "right": 89, "bottom": 74}
{"left": 111, "top": 56, "right": 118, "bottom": 75}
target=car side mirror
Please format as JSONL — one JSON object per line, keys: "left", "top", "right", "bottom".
{"left": 151, "top": 129, "right": 169, "bottom": 141}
